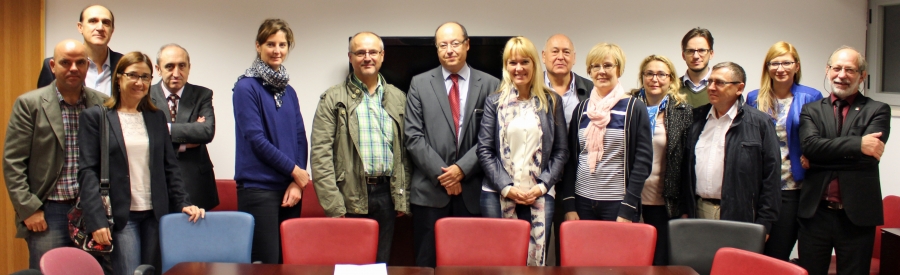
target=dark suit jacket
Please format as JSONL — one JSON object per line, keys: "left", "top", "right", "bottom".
{"left": 799, "top": 94, "right": 891, "bottom": 226}
{"left": 573, "top": 73, "right": 593, "bottom": 102}
{"left": 77, "top": 107, "right": 192, "bottom": 233}
{"left": 405, "top": 65, "right": 500, "bottom": 214}
{"left": 2, "top": 82, "right": 107, "bottom": 238}
{"left": 37, "top": 49, "right": 123, "bottom": 89}
{"left": 149, "top": 82, "right": 218, "bottom": 209}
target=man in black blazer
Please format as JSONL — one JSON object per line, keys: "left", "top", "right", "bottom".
{"left": 798, "top": 47, "right": 891, "bottom": 275}
{"left": 405, "top": 22, "right": 500, "bottom": 267}
{"left": 149, "top": 44, "right": 218, "bottom": 210}
{"left": 37, "top": 5, "right": 121, "bottom": 96}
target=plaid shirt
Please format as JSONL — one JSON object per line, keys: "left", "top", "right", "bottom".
{"left": 352, "top": 74, "right": 394, "bottom": 176}
{"left": 48, "top": 89, "right": 87, "bottom": 201}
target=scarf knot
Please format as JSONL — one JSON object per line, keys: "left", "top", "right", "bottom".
{"left": 237, "top": 57, "right": 290, "bottom": 108}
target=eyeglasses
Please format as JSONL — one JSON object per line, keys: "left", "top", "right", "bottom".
{"left": 709, "top": 79, "right": 742, "bottom": 89}
{"left": 549, "top": 49, "right": 572, "bottom": 57}
{"left": 768, "top": 61, "right": 796, "bottom": 69}
{"left": 437, "top": 40, "right": 465, "bottom": 51}
{"left": 589, "top": 63, "right": 617, "bottom": 73}
{"left": 828, "top": 65, "right": 859, "bottom": 76}
{"left": 119, "top": 72, "right": 152, "bottom": 83}
{"left": 351, "top": 50, "right": 382, "bottom": 58}
{"left": 643, "top": 72, "right": 671, "bottom": 79}
{"left": 683, "top": 48, "right": 710, "bottom": 56}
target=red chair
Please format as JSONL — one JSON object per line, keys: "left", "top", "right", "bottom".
{"left": 435, "top": 217, "right": 530, "bottom": 266}
{"left": 300, "top": 180, "right": 326, "bottom": 217}
{"left": 212, "top": 179, "right": 238, "bottom": 211}
{"left": 281, "top": 217, "right": 378, "bottom": 265}
{"left": 712, "top": 247, "right": 807, "bottom": 275}
{"left": 560, "top": 220, "right": 657, "bottom": 266}
{"left": 828, "top": 195, "right": 900, "bottom": 275}
{"left": 40, "top": 247, "right": 104, "bottom": 275}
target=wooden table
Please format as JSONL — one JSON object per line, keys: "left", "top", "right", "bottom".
{"left": 434, "top": 266, "right": 699, "bottom": 275}
{"left": 163, "top": 262, "right": 434, "bottom": 275}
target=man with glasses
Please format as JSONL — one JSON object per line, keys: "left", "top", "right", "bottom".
{"left": 679, "top": 27, "right": 715, "bottom": 107}
{"left": 38, "top": 5, "right": 121, "bottom": 96}
{"left": 311, "top": 32, "right": 409, "bottom": 263}
{"left": 405, "top": 22, "right": 500, "bottom": 267}
{"left": 683, "top": 62, "right": 781, "bottom": 239}
{"left": 797, "top": 47, "right": 891, "bottom": 275}
{"left": 149, "top": 44, "right": 218, "bottom": 210}
{"left": 4, "top": 39, "right": 108, "bottom": 269}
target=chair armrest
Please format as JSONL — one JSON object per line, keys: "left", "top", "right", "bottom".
{"left": 134, "top": 264, "right": 155, "bottom": 275}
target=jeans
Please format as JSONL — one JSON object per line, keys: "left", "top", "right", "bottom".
{"left": 237, "top": 187, "right": 301, "bottom": 264}
{"left": 345, "top": 183, "right": 395, "bottom": 263}
{"left": 480, "top": 191, "right": 502, "bottom": 218}
{"left": 112, "top": 211, "right": 159, "bottom": 275}
{"left": 25, "top": 201, "right": 75, "bottom": 269}
{"left": 574, "top": 195, "right": 620, "bottom": 221}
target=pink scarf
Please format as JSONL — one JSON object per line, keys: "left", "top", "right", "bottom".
{"left": 585, "top": 83, "right": 625, "bottom": 173}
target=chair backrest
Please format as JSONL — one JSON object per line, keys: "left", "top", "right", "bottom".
{"left": 212, "top": 179, "right": 238, "bottom": 211}
{"left": 435, "top": 217, "right": 531, "bottom": 266}
{"left": 281, "top": 217, "right": 378, "bottom": 265}
{"left": 301, "top": 180, "right": 326, "bottom": 217}
{"left": 711, "top": 247, "right": 808, "bottom": 275}
{"left": 669, "top": 219, "right": 766, "bottom": 275}
{"left": 560, "top": 220, "right": 657, "bottom": 266}
{"left": 40, "top": 247, "right": 104, "bottom": 275}
{"left": 159, "top": 211, "right": 254, "bottom": 273}
{"left": 875, "top": 195, "right": 900, "bottom": 259}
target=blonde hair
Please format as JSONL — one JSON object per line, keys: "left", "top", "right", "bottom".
{"left": 496, "top": 36, "right": 556, "bottom": 113}
{"left": 757, "top": 41, "right": 801, "bottom": 117}
{"left": 633, "top": 55, "right": 686, "bottom": 105}
{"left": 585, "top": 43, "right": 626, "bottom": 77}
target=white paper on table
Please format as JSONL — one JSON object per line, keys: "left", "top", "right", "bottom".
{"left": 334, "top": 263, "right": 387, "bottom": 275}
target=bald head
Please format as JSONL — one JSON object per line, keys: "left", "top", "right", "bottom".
{"left": 542, "top": 34, "right": 576, "bottom": 78}
{"left": 50, "top": 39, "right": 89, "bottom": 93}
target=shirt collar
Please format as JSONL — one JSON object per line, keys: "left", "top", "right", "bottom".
{"left": 87, "top": 48, "right": 112, "bottom": 70}
{"left": 706, "top": 100, "right": 740, "bottom": 121}
{"left": 55, "top": 86, "right": 86, "bottom": 106}
{"left": 161, "top": 83, "right": 185, "bottom": 99}
{"left": 682, "top": 68, "right": 712, "bottom": 87}
{"left": 442, "top": 63, "right": 470, "bottom": 82}
{"left": 830, "top": 91, "right": 859, "bottom": 106}
{"left": 350, "top": 73, "right": 384, "bottom": 96}
{"left": 543, "top": 71, "right": 577, "bottom": 97}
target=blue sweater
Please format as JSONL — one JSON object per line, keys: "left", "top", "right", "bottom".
{"left": 232, "top": 77, "right": 308, "bottom": 190}
{"left": 746, "top": 83, "right": 823, "bottom": 184}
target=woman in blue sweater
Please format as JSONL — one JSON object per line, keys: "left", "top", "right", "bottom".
{"left": 232, "top": 18, "right": 309, "bottom": 264}
{"left": 746, "top": 41, "right": 823, "bottom": 261}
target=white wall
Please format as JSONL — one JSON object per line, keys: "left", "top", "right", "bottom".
{"left": 47, "top": 0, "right": 899, "bottom": 196}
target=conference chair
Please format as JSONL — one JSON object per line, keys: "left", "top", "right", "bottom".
{"left": 40, "top": 247, "right": 104, "bottom": 275}
{"left": 281, "top": 217, "right": 378, "bottom": 265}
{"left": 158, "top": 211, "right": 255, "bottom": 273}
{"left": 560, "top": 220, "right": 656, "bottom": 266}
{"left": 828, "top": 195, "right": 900, "bottom": 275}
{"left": 212, "top": 179, "right": 238, "bottom": 211}
{"left": 435, "top": 217, "right": 531, "bottom": 266}
{"left": 669, "top": 219, "right": 766, "bottom": 275}
{"left": 711, "top": 247, "right": 807, "bottom": 275}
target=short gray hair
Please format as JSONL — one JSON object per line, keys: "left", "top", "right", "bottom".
{"left": 712, "top": 61, "right": 746, "bottom": 83}
{"left": 156, "top": 43, "right": 190, "bottom": 66}
{"left": 348, "top": 31, "right": 384, "bottom": 52}
{"left": 827, "top": 45, "right": 867, "bottom": 73}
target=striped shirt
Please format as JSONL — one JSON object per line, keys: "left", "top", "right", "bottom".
{"left": 48, "top": 89, "right": 87, "bottom": 201}
{"left": 352, "top": 74, "right": 394, "bottom": 176}
{"left": 575, "top": 98, "right": 629, "bottom": 201}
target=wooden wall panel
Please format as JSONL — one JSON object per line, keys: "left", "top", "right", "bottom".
{"left": 1, "top": 0, "right": 44, "bottom": 272}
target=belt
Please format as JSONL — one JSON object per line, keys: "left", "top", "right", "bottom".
{"left": 48, "top": 199, "right": 77, "bottom": 205}
{"left": 701, "top": 198, "right": 721, "bottom": 205}
{"left": 821, "top": 200, "right": 844, "bottom": 210}
{"left": 365, "top": 176, "right": 390, "bottom": 185}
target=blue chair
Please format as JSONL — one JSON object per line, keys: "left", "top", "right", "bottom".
{"left": 159, "top": 211, "right": 254, "bottom": 273}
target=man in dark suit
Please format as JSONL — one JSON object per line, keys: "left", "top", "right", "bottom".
{"left": 798, "top": 46, "right": 891, "bottom": 275}
{"left": 37, "top": 5, "right": 121, "bottom": 96}
{"left": 405, "top": 21, "right": 500, "bottom": 267}
{"left": 4, "top": 39, "right": 107, "bottom": 269}
{"left": 149, "top": 44, "right": 218, "bottom": 210}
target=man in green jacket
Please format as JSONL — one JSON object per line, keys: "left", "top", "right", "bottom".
{"left": 310, "top": 31, "right": 410, "bottom": 263}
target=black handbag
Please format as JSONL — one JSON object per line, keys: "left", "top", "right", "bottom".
{"left": 68, "top": 106, "right": 114, "bottom": 254}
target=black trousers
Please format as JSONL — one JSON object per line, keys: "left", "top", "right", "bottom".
{"left": 798, "top": 203, "right": 875, "bottom": 275}
{"left": 411, "top": 195, "right": 477, "bottom": 267}
{"left": 765, "top": 189, "right": 801, "bottom": 261}
{"left": 551, "top": 195, "right": 565, "bottom": 266}
{"left": 237, "top": 187, "right": 301, "bottom": 264}
{"left": 345, "top": 183, "right": 396, "bottom": 263}
{"left": 642, "top": 205, "right": 670, "bottom": 266}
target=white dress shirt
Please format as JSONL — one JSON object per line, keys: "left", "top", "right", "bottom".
{"left": 681, "top": 68, "right": 712, "bottom": 93}
{"left": 441, "top": 64, "right": 470, "bottom": 142}
{"left": 85, "top": 49, "right": 113, "bottom": 96}
{"left": 694, "top": 101, "right": 739, "bottom": 199}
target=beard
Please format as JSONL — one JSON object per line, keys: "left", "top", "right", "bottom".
{"left": 830, "top": 82, "right": 859, "bottom": 99}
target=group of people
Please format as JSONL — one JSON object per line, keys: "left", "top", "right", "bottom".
{"left": 1, "top": 5, "right": 892, "bottom": 275}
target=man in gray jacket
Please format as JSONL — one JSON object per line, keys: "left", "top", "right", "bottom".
{"left": 311, "top": 32, "right": 410, "bottom": 263}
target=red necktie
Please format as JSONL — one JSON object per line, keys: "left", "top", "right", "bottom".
{"left": 449, "top": 74, "right": 460, "bottom": 138}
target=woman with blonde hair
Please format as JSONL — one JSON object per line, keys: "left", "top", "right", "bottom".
{"left": 477, "top": 36, "right": 568, "bottom": 266}
{"left": 557, "top": 43, "right": 652, "bottom": 224}
{"left": 630, "top": 55, "right": 692, "bottom": 265}
{"left": 746, "top": 41, "right": 823, "bottom": 261}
